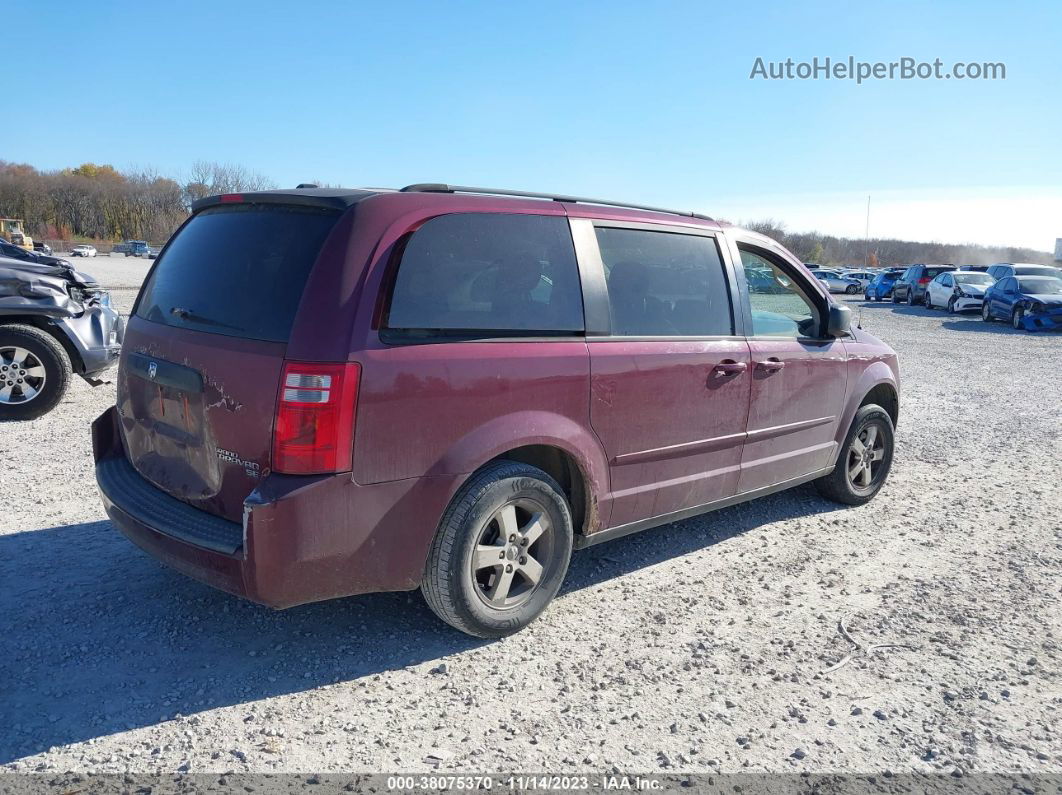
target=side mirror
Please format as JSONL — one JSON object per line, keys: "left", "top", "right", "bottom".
{"left": 826, "top": 304, "right": 852, "bottom": 337}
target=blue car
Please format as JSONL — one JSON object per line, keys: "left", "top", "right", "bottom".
{"left": 981, "top": 274, "right": 1062, "bottom": 330}
{"left": 864, "top": 269, "right": 905, "bottom": 301}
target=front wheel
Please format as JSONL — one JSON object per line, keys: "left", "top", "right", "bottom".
{"left": 948, "top": 297, "right": 958, "bottom": 313}
{"left": 814, "top": 405, "right": 895, "bottom": 506}
{"left": 925, "top": 293, "right": 934, "bottom": 310}
{"left": 982, "top": 302, "right": 994, "bottom": 322}
{"left": 0, "top": 324, "right": 72, "bottom": 421}
{"left": 846, "top": 284, "right": 860, "bottom": 294}
{"left": 891, "top": 291, "right": 900, "bottom": 304}
{"left": 1012, "top": 307, "right": 1025, "bottom": 330}
{"left": 422, "top": 461, "right": 574, "bottom": 638}
{"left": 864, "top": 291, "right": 872, "bottom": 302}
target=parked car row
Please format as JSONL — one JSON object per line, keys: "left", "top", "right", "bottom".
{"left": 860, "top": 262, "right": 1062, "bottom": 332}
{"left": 810, "top": 261, "right": 1062, "bottom": 332}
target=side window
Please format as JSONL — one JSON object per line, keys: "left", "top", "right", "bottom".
{"left": 594, "top": 227, "right": 732, "bottom": 336}
{"left": 739, "top": 247, "right": 820, "bottom": 338}
{"left": 940, "top": 274, "right": 952, "bottom": 287}
{"left": 386, "top": 213, "right": 584, "bottom": 333}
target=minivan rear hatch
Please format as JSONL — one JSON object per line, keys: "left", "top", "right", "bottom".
{"left": 118, "top": 202, "right": 343, "bottom": 522}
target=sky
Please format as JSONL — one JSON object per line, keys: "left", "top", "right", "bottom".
{"left": 6, "top": 0, "right": 1061, "bottom": 251}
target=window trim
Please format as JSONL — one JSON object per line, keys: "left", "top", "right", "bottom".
{"left": 727, "top": 236, "right": 835, "bottom": 341}
{"left": 571, "top": 218, "right": 739, "bottom": 340}
{"left": 378, "top": 211, "right": 587, "bottom": 342}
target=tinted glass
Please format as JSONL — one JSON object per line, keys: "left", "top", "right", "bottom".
{"left": 740, "top": 248, "right": 819, "bottom": 338}
{"left": 924, "top": 267, "right": 952, "bottom": 278}
{"left": 595, "top": 227, "right": 731, "bottom": 336}
{"left": 1017, "top": 277, "right": 1062, "bottom": 294}
{"left": 1014, "top": 265, "right": 1062, "bottom": 278}
{"left": 136, "top": 204, "right": 340, "bottom": 342}
{"left": 387, "top": 213, "right": 583, "bottom": 333}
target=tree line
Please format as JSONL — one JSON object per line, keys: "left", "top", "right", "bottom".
{"left": 742, "top": 219, "right": 1054, "bottom": 268}
{"left": 0, "top": 160, "right": 273, "bottom": 244}
{"left": 1, "top": 159, "right": 1053, "bottom": 265}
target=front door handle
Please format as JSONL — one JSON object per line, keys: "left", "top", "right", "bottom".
{"left": 756, "top": 358, "right": 785, "bottom": 373}
{"left": 712, "top": 361, "right": 747, "bottom": 378}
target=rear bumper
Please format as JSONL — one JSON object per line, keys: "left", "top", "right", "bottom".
{"left": 92, "top": 406, "right": 461, "bottom": 608}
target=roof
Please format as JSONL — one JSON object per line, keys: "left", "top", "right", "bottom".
{"left": 190, "top": 184, "right": 716, "bottom": 226}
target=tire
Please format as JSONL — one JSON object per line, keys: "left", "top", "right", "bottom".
{"left": 948, "top": 297, "right": 957, "bottom": 313}
{"left": 864, "top": 291, "right": 872, "bottom": 302}
{"left": 891, "top": 291, "right": 900, "bottom": 304}
{"left": 846, "top": 284, "right": 859, "bottom": 295}
{"left": 0, "top": 324, "right": 72, "bottom": 421}
{"left": 422, "top": 461, "right": 574, "bottom": 638}
{"left": 907, "top": 290, "right": 917, "bottom": 306}
{"left": 1012, "top": 307, "right": 1025, "bottom": 330}
{"left": 925, "top": 293, "right": 933, "bottom": 310}
{"left": 982, "top": 302, "right": 993, "bottom": 322}
{"left": 814, "top": 404, "right": 895, "bottom": 506}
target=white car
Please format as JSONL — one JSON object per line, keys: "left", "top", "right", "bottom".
{"left": 925, "top": 270, "right": 996, "bottom": 312}
{"left": 840, "top": 270, "right": 877, "bottom": 288}
{"left": 71, "top": 244, "right": 97, "bottom": 257}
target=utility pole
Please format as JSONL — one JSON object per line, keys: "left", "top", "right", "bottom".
{"left": 864, "top": 195, "right": 871, "bottom": 268}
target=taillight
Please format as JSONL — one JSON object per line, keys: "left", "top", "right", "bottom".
{"left": 272, "top": 361, "right": 360, "bottom": 474}
{"left": 918, "top": 277, "right": 931, "bottom": 284}
{"left": 219, "top": 193, "right": 244, "bottom": 203}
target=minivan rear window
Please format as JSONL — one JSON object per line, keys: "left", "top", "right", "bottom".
{"left": 135, "top": 204, "right": 341, "bottom": 342}
{"left": 385, "top": 213, "right": 584, "bottom": 336}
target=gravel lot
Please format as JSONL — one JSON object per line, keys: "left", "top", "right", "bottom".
{"left": 1, "top": 258, "right": 1060, "bottom": 780}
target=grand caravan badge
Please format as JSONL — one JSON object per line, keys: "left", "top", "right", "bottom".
{"left": 216, "top": 448, "right": 261, "bottom": 479}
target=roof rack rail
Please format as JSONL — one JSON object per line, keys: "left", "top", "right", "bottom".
{"left": 400, "top": 183, "right": 713, "bottom": 222}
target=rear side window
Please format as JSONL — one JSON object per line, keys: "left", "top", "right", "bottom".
{"left": 136, "top": 204, "right": 341, "bottom": 342}
{"left": 924, "top": 267, "right": 951, "bottom": 278}
{"left": 595, "top": 227, "right": 732, "bottom": 336}
{"left": 386, "top": 213, "right": 583, "bottom": 334}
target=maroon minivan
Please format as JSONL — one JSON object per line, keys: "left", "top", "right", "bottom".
{"left": 93, "top": 184, "right": 899, "bottom": 637}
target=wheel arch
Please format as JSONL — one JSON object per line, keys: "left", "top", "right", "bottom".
{"left": 834, "top": 365, "right": 899, "bottom": 452}
{"left": 429, "top": 411, "right": 610, "bottom": 538}
{"left": 0, "top": 316, "right": 84, "bottom": 373}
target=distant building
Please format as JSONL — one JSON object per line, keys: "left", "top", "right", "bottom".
{"left": 1055, "top": 238, "right": 1062, "bottom": 262}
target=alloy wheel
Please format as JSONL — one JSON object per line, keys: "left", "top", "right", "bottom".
{"left": 982, "top": 302, "right": 992, "bottom": 321}
{"left": 1012, "top": 307, "right": 1024, "bottom": 329}
{"left": 0, "top": 346, "right": 46, "bottom": 405}
{"left": 845, "top": 423, "right": 886, "bottom": 492}
{"left": 471, "top": 499, "right": 554, "bottom": 610}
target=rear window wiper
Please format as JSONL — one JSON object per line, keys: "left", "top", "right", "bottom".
{"left": 169, "top": 307, "right": 243, "bottom": 331}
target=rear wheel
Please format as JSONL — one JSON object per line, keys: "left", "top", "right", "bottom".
{"left": 846, "top": 284, "right": 859, "bottom": 294}
{"left": 422, "top": 461, "right": 574, "bottom": 638}
{"left": 0, "top": 324, "right": 72, "bottom": 421}
{"left": 814, "top": 405, "right": 894, "bottom": 506}
{"left": 907, "top": 290, "right": 917, "bottom": 306}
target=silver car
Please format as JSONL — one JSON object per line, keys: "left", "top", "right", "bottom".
{"left": 815, "top": 270, "right": 862, "bottom": 294}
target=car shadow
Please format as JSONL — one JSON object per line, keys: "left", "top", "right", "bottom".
{"left": 0, "top": 485, "right": 843, "bottom": 763}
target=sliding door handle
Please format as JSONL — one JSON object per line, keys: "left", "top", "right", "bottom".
{"left": 712, "top": 361, "right": 747, "bottom": 378}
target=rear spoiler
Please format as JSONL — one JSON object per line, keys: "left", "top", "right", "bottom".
{"left": 191, "top": 189, "right": 375, "bottom": 213}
